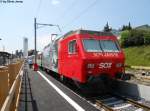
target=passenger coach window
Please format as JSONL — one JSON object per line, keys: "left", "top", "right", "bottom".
{"left": 69, "top": 40, "right": 77, "bottom": 54}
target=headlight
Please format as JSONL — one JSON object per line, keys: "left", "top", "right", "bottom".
{"left": 116, "top": 63, "right": 123, "bottom": 68}
{"left": 87, "top": 64, "right": 95, "bottom": 68}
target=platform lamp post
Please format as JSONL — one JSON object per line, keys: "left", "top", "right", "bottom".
{"left": 34, "top": 18, "right": 62, "bottom": 71}
{"left": 0, "top": 38, "right": 2, "bottom": 51}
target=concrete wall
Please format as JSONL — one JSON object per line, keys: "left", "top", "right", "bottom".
{"left": 112, "top": 80, "right": 150, "bottom": 101}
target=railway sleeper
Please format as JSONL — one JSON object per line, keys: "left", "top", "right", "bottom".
{"left": 110, "top": 93, "right": 150, "bottom": 111}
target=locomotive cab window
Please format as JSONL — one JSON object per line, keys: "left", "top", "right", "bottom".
{"left": 100, "top": 40, "right": 120, "bottom": 52}
{"left": 68, "top": 40, "right": 77, "bottom": 54}
{"left": 83, "top": 39, "right": 102, "bottom": 52}
{"left": 83, "top": 39, "right": 120, "bottom": 52}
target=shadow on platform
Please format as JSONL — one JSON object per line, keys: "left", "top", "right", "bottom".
{"left": 18, "top": 69, "right": 38, "bottom": 111}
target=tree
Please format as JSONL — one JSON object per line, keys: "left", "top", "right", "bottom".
{"left": 28, "top": 49, "right": 35, "bottom": 56}
{"left": 121, "top": 25, "right": 125, "bottom": 31}
{"left": 121, "top": 22, "right": 132, "bottom": 31}
{"left": 120, "top": 30, "right": 131, "bottom": 47}
{"left": 120, "top": 29, "right": 145, "bottom": 47}
{"left": 15, "top": 50, "right": 19, "bottom": 57}
{"left": 144, "top": 31, "right": 150, "bottom": 45}
{"left": 128, "top": 22, "right": 132, "bottom": 30}
{"left": 130, "top": 29, "right": 144, "bottom": 46}
{"left": 103, "top": 22, "right": 112, "bottom": 32}
{"left": 19, "top": 50, "right": 23, "bottom": 58}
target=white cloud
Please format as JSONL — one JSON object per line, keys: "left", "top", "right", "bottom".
{"left": 51, "top": 0, "right": 60, "bottom": 5}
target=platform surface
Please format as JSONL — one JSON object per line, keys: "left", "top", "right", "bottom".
{"left": 18, "top": 68, "right": 99, "bottom": 111}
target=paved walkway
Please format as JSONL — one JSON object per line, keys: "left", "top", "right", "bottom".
{"left": 18, "top": 68, "right": 98, "bottom": 111}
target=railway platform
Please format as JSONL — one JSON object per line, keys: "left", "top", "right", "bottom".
{"left": 18, "top": 67, "right": 99, "bottom": 111}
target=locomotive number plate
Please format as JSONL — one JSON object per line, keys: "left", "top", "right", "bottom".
{"left": 99, "top": 63, "right": 112, "bottom": 68}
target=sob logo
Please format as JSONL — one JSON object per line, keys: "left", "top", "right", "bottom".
{"left": 99, "top": 63, "right": 112, "bottom": 68}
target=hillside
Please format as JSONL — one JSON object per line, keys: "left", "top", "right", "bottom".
{"left": 123, "top": 45, "right": 150, "bottom": 66}
{"left": 135, "top": 24, "right": 150, "bottom": 31}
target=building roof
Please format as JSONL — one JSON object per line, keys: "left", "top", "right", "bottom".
{"left": 0, "top": 51, "right": 11, "bottom": 58}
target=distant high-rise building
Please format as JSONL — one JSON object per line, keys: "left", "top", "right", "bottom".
{"left": 23, "top": 37, "right": 28, "bottom": 58}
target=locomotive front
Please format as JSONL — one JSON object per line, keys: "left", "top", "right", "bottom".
{"left": 79, "top": 32, "right": 125, "bottom": 83}
{"left": 58, "top": 30, "right": 125, "bottom": 85}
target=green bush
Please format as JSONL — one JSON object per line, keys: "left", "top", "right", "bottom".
{"left": 144, "top": 32, "right": 150, "bottom": 45}
{"left": 120, "top": 30, "right": 130, "bottom": 47}
{"left": 120, "top": 29, "right": 149, "bottom": 47}
{"left": 130, "top": 29, "right": 144, "bottom": 46}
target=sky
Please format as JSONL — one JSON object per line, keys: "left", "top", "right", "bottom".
{"left": 0, "top": 0, "right": 150, "bottom": 53}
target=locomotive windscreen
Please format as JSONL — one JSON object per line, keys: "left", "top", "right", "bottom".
{"left": 83, "top": 39, "right": 120, "bottom": 52}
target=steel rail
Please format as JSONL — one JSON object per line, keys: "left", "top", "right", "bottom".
{"left": 96, "top": 100, "right": 114, "bottom": 111}
{"left": 126, "top": 98, "right": 150, "bottom": 111}
{"left": 111, "top": 93, "right": 150, "bottom": 111}
{"left": 94, "top": 93, "right": 150, "bottom": 111}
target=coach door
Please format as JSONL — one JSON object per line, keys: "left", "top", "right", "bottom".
{"left": 67, "top": 40, "right": 79, "bottom": 77}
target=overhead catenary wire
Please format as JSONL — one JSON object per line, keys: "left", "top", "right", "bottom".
{"left": 63, "top": 0, "right": 99, "bottom": 29}
{"left": 35, "top": 0, "right": 42, "bottom": 18}
{"left": 56, "top": 0, "right": 77, "bottom": 23}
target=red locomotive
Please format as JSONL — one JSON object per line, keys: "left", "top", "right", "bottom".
{"left": 37, "top": 29, "right": 125, "bottom": 84}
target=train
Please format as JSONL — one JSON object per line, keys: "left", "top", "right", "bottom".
{"left": 37, "top": 29, "right": 125, "bottom": 85}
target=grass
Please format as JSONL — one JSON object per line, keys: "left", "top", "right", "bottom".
{"left": 123, "top": 45, "right": 150, "bottom": 66}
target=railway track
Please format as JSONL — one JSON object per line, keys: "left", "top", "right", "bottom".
{"left": 43, "top": 69, "right": 150, "bottom": 111}
{"left": 88, "top": 93, "right": 150, "bottom": 111}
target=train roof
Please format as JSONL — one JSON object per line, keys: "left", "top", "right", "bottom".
{"left": 43, "top": 29, "right": 115, "bottom": 50}
{"left": 61, "top": 29, "right": 114, "bottom": 39}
